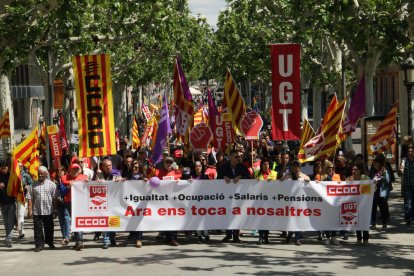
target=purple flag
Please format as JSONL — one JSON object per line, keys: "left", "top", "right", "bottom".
{"left": 342, "top": 75, "right": 366, "bottom": 134}
{"left": 207, "top": 89, "right": 219, "bottom": 131}
{"left": 151, "top": 94, "right": 171, "bottom": 164}
{"left": 176, "top": 58, "right": 193, "bottom": 102}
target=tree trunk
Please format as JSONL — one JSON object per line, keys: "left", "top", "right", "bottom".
{"left": 312, "top": 86, "right": 322, "bottom": 130}
{"left": 0, "top": 73, "right": 15, "bottom": 151}
{"left": 113, "top": 82, "right": 126, "bottom": 136}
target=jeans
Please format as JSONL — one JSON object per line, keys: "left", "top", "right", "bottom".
{"left": 372, "top": 194, "right": 388, "bottom": 225}
{"left": 103, "top": 232, "right": 116, "bottom": 245}
{"left": 1, "top": 203, "right": 16, "bottom": 242}
{"left": 16, "top": 202, "right": 27, "bottom": 235}
{"left": 58, "top": 203, "right": 71, "bottom": 239}
{"left": 404, "top": 185, "right": 414, "bottom": 222}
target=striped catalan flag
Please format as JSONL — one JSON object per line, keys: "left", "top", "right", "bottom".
{"left": 368, "top": 101, "right": 399, "bottom": 155}
{"left": 39, "top": 122, "right": 46, "bottom": 151}
{"left": 132, "top": 116, "right": 140, "bottom": 149}
{"left": 302, "top": 99, "right": 347, "bottom": 162}
{"left": 223, "top": 69, "right": 246, "bottom": 132}
{"left": 298, "top": 118, "right": 316, "bottom": 162}
{"left": 173, "top": 57, "right": 194, "bottom": 143}
{"left": 193, "top": 107, "right": 204, "bottom": 126}
{"left": 11, "top": 127, "right": 39, "bottom": 181}
{"left": 0, "top": 110, "right": 11, "bottom": 138}
{"left": 150, "top": 116, "right": 159, "bottom": 149}
{"left": 7, "top": 158, "right": 24, "bottom": 204}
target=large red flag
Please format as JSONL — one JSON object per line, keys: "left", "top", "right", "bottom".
{"left": 271, "top": 44, "right": 301, "bottom": 140}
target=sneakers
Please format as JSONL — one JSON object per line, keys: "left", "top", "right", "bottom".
{"left": 102, "top": 244, "right": 109, "bottom": 249}
{"left": 331, "top": 237, "right": 339, "bottom": 246}
{"left": 5, "top": 241, "right": 12, "bottom": 248}
{"left": 169, "top": 240, "right": 179, "bottom": 246}
{"left": 61, "top": 239, "right": 70, "bottom": 246}
{"left": 73, "top": 241, "right": 84, "bottom": 251}
{"left": 222, "top": 236, "right": 231, "bottom": 243}
{"left": 295, "top": 240, "right": 301, "bottom": 246}
{"left": 136, "top": 240, "right": 142, "bottom": 248}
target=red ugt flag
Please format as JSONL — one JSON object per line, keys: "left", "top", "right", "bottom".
{"left": 271, "top": 44, "right": 301, "bottom": 140}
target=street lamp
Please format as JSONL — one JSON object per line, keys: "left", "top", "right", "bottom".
{"left": 401, "top": 53, "right": 414, "bottom": 136}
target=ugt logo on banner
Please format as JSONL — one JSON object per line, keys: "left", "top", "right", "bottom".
{"left": 190, "top": 122, "right": 213, "bottom": 152}
{"left": 89, "top": 185, "right": 108, "bottom": 211}
{"left": 270, "top": 44, "right": 301, "bottom": 141}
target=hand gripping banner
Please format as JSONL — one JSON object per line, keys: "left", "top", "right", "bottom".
{"left": 72, "top": 54, "right": 116, "bottom": 157}
{"left": 72, "top": 180, "right": 374, "bottom": 232}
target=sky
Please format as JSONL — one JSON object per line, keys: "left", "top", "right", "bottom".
{"left": 188, "top": 0, "right": 226, "bottom": 29}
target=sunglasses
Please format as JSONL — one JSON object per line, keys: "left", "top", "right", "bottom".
{"left": 133, "top": 166, "right": 139, "bottom": 169}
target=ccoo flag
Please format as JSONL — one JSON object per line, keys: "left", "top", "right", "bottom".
{"left": 72, "top": 54, "right": 116, "bottom": 157}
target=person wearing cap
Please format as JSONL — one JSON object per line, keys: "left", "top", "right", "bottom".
{"left": 59, "top": 163, "right": 88, "bottom": 250}
{"left": 26, "top": 166, "right": 59, "bottom": 252}
{"left": 155, "top": 148, "right": 175, "bottom": 170}
{"left": 0, "top": 159, "right": 15, "bottom": 248}
{"left": 155, "top": 156, "right": 182, "bottom": 246}
{"left": 75, "top": 157, "right": 94, "bottom": 181}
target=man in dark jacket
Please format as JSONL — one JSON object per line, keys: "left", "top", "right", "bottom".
{"left": 217, "top": 150, "right": 250, "bottom": 243}
{"left": 0, "top": 159, "right": 15, "bottom": 248}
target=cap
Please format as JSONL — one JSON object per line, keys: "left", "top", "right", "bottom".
{"left": 162, "top": 148, "right": 170, "bottom": 155}
{"left": 69, "top": 163, "right": 81, "bottom": 170}
{"left": 174, "top": 149, "right": 183, "bottom": 158}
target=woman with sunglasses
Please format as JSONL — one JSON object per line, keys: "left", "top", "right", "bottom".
{"left": 347, "top": 161, "right": 370, "bottom": 245}
{"left": 126, "top": 160, "right": 147, "bottom": 248}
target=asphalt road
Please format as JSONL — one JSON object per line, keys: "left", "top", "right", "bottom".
{"left": 1, "top": 181, "right": 414, "bottom": 276}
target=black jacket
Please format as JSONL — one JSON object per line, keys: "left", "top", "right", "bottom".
{"left": 217, "top": 161, "right": 250, "bottom": 180}
{"left": 0, "top": 172, "right": 15, "bottom": 205}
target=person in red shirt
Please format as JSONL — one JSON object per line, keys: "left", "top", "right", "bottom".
{"left": 155, "top": 156, "right": 182, "bottom": 180}
{"left": 155, "top": 156, "right": 182, "bottom": 246}
{"left": 59, "top": 163, "right": 88, "bottom": 250}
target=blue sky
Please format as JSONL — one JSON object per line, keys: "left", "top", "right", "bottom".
{"left": 188, "top": 0, "right": 226, "bottom": 29}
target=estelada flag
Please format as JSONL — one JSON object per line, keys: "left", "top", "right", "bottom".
{"left": 223, "top": 69, "right": 246, "bottom": 133}
{"left": 368, "top": 101, "right": 399, "bottom": 155}
{"left": 72, "top": 54, "right": 116, "bottom": 157}
{"left": 132, "top": 116, "right": 140, "bottom": 149}
{"left": 7, "top": 158, "right": 24, "bottom": 204}
{"left": 10, "top": 126, "right": 39, "bottom": 181}
{"left": 0, "top": 110, "right": 11, "bottom": 138}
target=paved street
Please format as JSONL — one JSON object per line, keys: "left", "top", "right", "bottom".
{"left": 1, "top": 182, "right": 414, "bottom": 276}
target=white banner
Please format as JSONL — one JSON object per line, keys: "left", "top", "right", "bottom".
{"left": 71, "top": 180, "right": 374, "bottom": 232}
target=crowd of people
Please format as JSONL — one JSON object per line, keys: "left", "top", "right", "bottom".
{"left": 1, "top": 130, "right": 413, "bottom": 252}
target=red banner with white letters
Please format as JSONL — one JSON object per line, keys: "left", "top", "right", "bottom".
{"left": 271, "top": 44, "right": 301, "bottom": 140}
{"left": 47, "top": 125, "right": 61, "bottom": 168}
